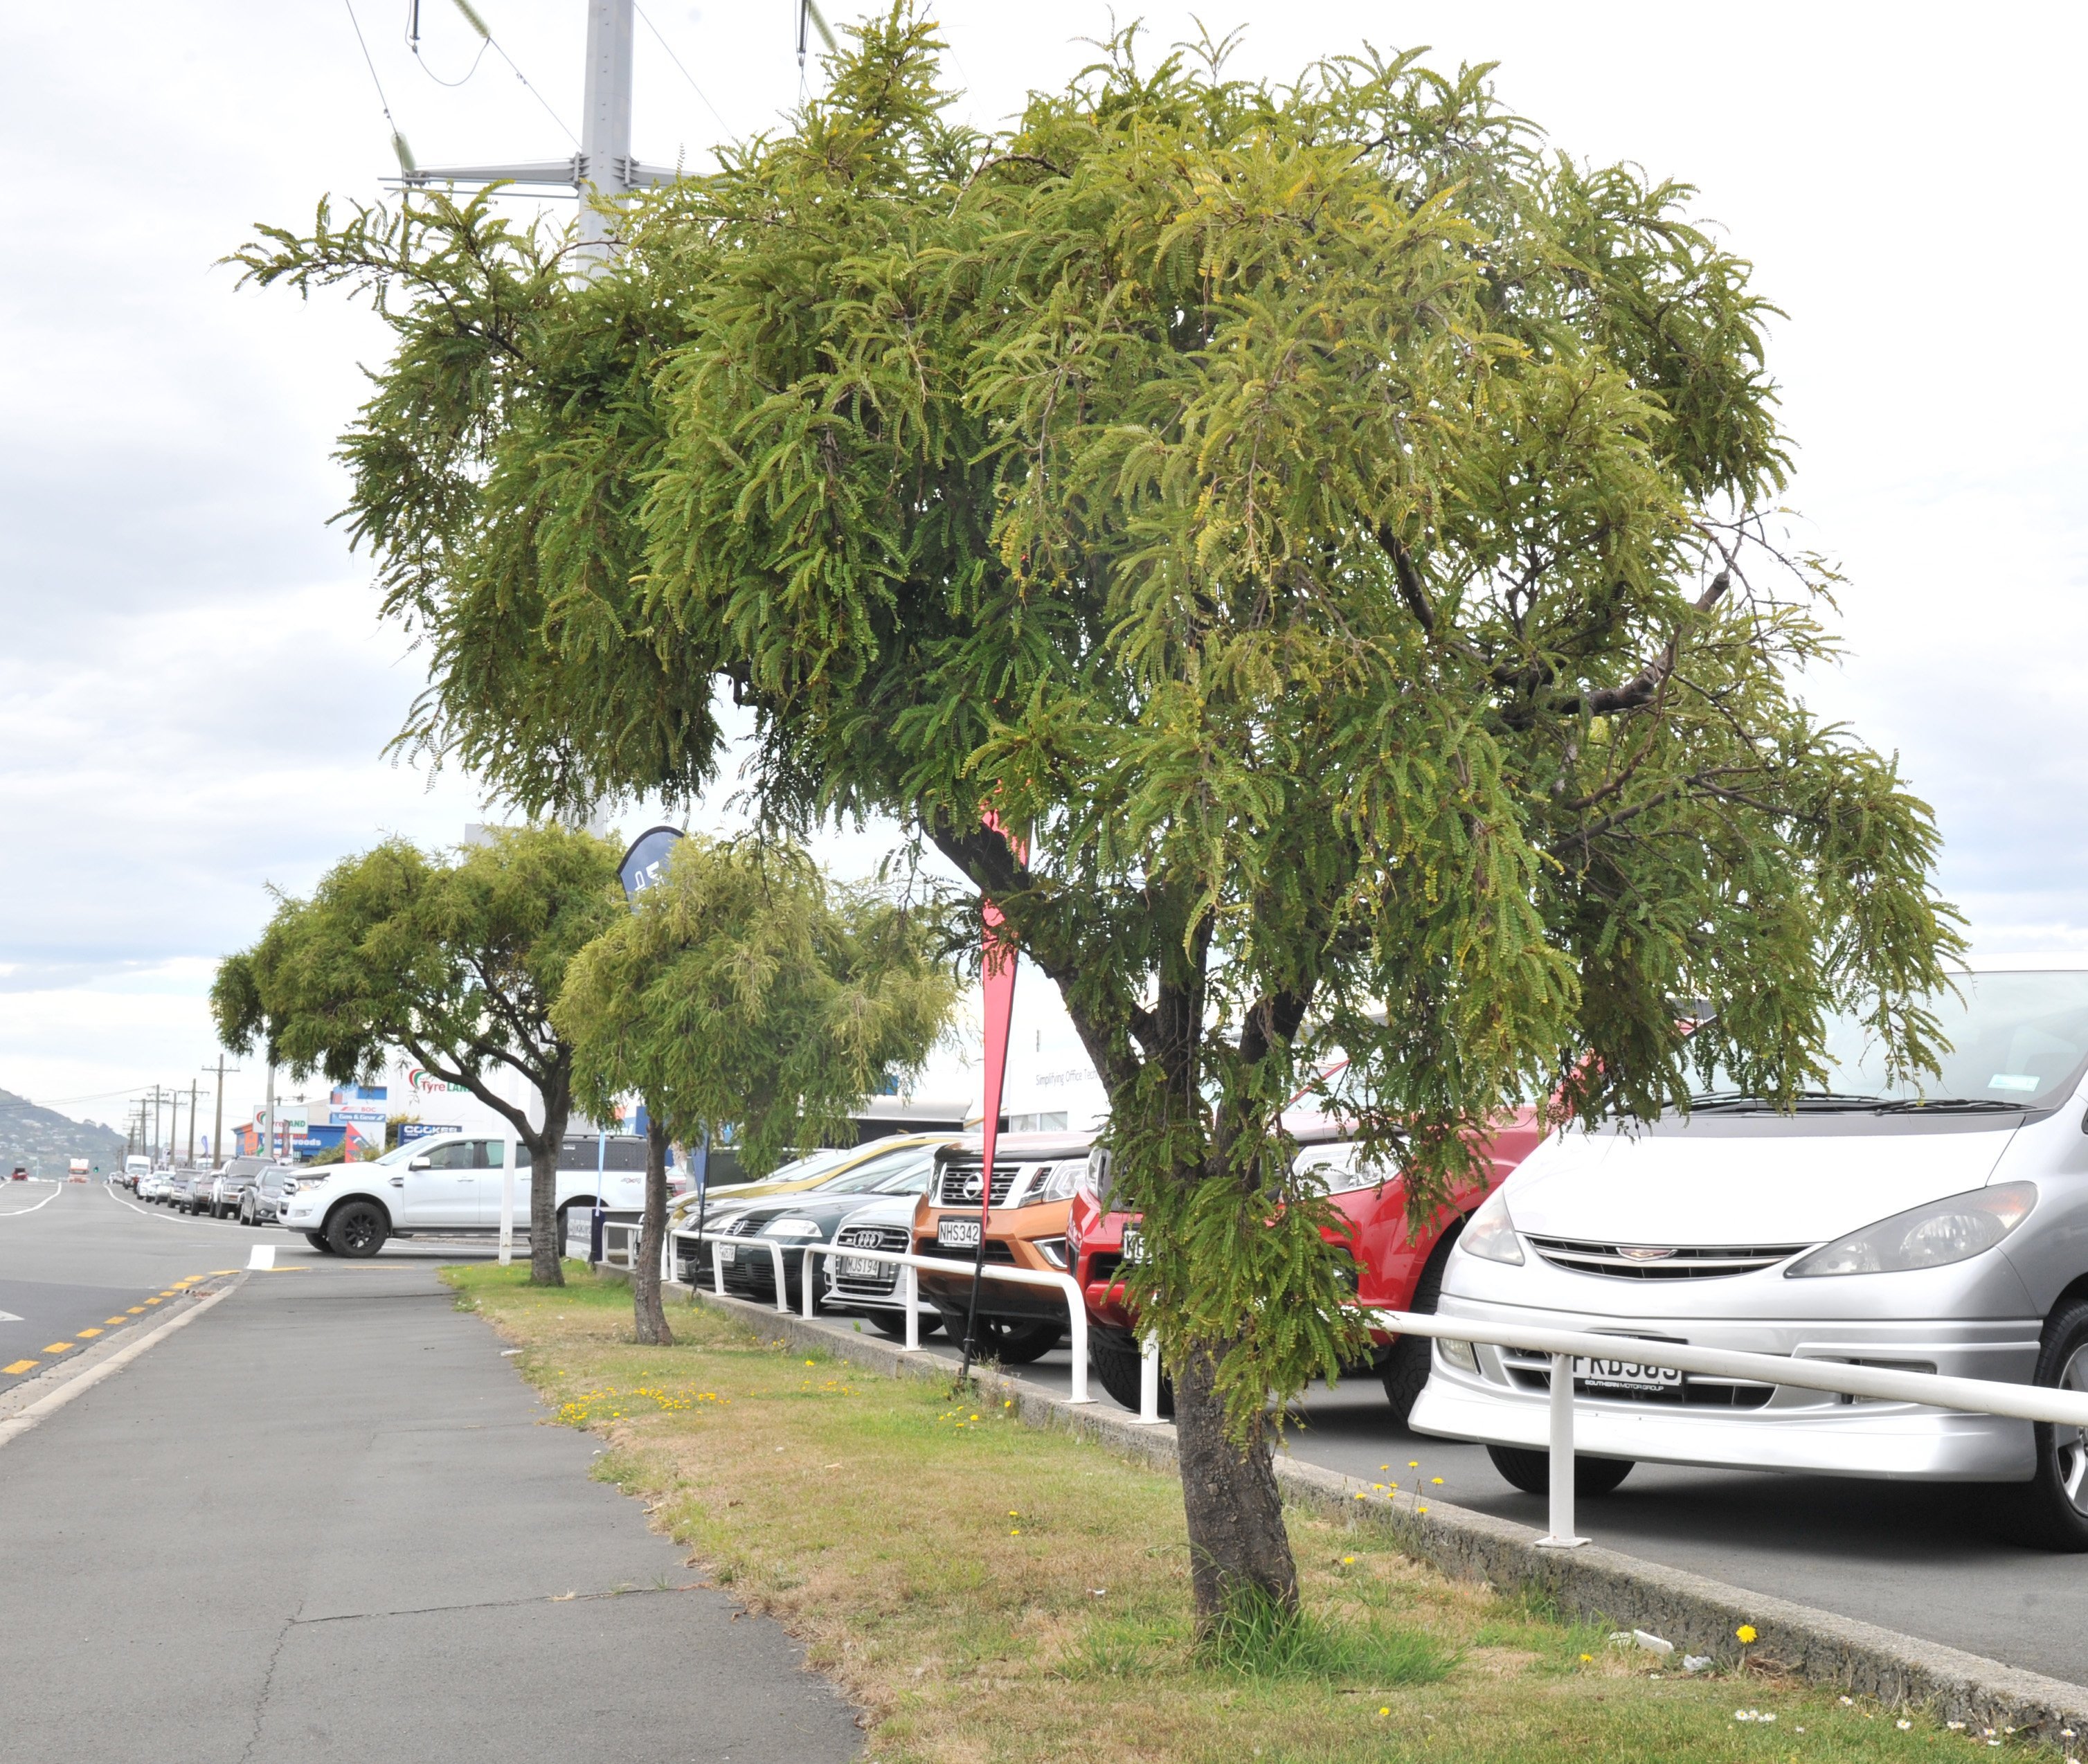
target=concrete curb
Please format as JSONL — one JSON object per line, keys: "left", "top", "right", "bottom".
{"left": 679, "top": 1284, "right": 2088, "bottom": 1749}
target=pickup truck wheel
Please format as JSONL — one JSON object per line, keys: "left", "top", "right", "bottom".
{"left": 305, "top": 1232, "right": 336, "bottom": 1254}
{"left": 1990, "top": 1298, "right": 2088, "bottom": 1551}
{"left": 1090, "top": 1333, "right": 1173, "bottom": 1416}
{"left": 326, "top": 1200, "right": 388, "bottom": 1259}
{"left": 939, "top": 1313, "right": 1061, "bottom": 1365}
{"left": 1486, "top": 1444, "right": 1634, "bottom": 1498}
{"left": 1381, "top": 1218, "right": 1464, "bottom": 1428}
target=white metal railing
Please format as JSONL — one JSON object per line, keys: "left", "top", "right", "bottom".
{"left": 669, "top": 1227, "right": 793, "bottom": 1307}
{"left": 1366, "top": 1307, "right": 2088, "bottom": 1551}
{"left": 797, "top": 1241, "right": 1092, "bottom": 1405}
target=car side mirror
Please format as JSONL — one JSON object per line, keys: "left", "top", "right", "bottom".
{"left": 408, "top": 1156, "right": 432, "bottom": 1171}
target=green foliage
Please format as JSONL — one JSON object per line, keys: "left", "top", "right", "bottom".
{"left": 241, "top": 10, "right": 1959, "bottom": 1445}
{"left": 552, "top": 835, "right": 957, "bottom": 1177}
{"left": 210, "top": 825, "right": 622, "bottom": 1144}
{"left": 1199, "top": 1583, "right": 1455, "bottom": 1684}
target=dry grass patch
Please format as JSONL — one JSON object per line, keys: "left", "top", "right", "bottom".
{"left": 448, "top": 1263, "right": 2041, "bottom": 1764}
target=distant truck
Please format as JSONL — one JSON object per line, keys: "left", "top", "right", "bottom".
{"left": 68, "top": 1157, "right": 91, "bottom": 1181}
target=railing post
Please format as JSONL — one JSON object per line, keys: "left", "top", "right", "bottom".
{"left": 1536, "top": 1351, "right": 1589, "bottom": 1548}
{"left": 902, "top": 1263, "right": 921, "bottom": 1352}
{"left": 802, "top": 1245, "right": 819, "bottom": 1320}
{"left": 710, "top": 1239, "right": 725, "bottom": 1296}
{"left": 1062, "top": 1273, "right": 1090, "bottom": 1404}
{"left": 1140, "top": 1333, "right": 1162, "bottom": 1423}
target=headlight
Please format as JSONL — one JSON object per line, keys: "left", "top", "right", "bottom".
{"left": 1457, "top": 1186, "right": 1524, "bottom": 1266}
{"left": 1785, "top": 1182, "right": 2037, "bottom": 1278}
{"left": 762, "top": 1218, "right": 824, "bottom": 1239}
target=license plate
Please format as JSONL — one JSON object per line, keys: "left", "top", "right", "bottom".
{"left": 1573, "top": 1356, "right": 1682, "bottom": 1391}
{"left": 937, "top": 1217, "right": 982, "bottom": 1250}
{"left": 839, "top": 1256, "right": 886, "bottom": 1279}
{"left": 1119, "top": 1227, "right": 1143, "bottom": 1262}
{"left": 718, "top": 1245, "right": 737, "bottom": 1265}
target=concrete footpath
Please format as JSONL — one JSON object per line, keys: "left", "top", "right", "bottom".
{"left": 0, "top": 1261, "right": 860, "bottom": 1764}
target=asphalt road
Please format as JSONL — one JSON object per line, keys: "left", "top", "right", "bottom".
{"left": 890, "top": 1324, "right": 2088, "bottom": 1689}
{"left": 0, "top": 1182, "right": 861, "bottom": 1763}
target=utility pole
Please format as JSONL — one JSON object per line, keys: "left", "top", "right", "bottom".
{"left": 186, "top": 1079, "right": 199, "bottom": 1169}
{"left": 264, "top": 1061, "right": 276, "bottom": 1163}
{"left": 397, "top": 2, "right": 673, "bottom": 262}
{"left": 206, "top": 1054, "right": 235, "bottom": 1171}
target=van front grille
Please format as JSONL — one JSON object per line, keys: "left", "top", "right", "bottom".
{"left": 1525, "top": 1234, "right": 1807, "bottom": 1280}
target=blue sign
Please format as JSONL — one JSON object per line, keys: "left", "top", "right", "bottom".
{"left": 618, "top": 825, "right": 684, "bottom": 903}
{"left": 397, "top": 1122, "right": 460, "bottom": 1143}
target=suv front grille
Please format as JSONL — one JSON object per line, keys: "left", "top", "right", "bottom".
{"left": 1525, "top": 1234, "right": 1808, "bottom": 1280}
{"left": 936, "top": 1164, "right": 1017, "bottom": 1207}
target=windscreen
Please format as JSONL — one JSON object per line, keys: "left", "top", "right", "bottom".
{"left": 1709, "top": 970, "right": 2088, "bottom": 1112}
{"left": 808, "top": 1147, "right": 938, "bottom": 1195}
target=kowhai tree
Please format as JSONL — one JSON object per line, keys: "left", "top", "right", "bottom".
{"left": 235, "top": 10, "right": 1960, "bottom": 1622}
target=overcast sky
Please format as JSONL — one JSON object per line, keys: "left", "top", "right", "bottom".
{"left": 2, "top": 1, "right": 2082, "bottom": 1137}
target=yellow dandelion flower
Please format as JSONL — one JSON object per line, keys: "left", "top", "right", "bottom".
{"left": 1736, "top": 1625, "right": 1758, "bottom": 1644}
{"left": 1430, "top": 1477, "right": 1444, "bottom": 1486}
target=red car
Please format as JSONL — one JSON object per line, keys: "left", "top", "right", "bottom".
{"left": 1067, "top": 1112, "right": 1545, "bottom": 1419}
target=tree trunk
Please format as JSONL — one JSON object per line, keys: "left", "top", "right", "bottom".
{"left": 632, "top": 1116, "right": 672, "bottom": 1344}
{"left": 1173, "top": 1341, "right": 1299, "bottom": 1630}
{"left": 529, "top": 1090, "right": 569, "bottom": 1286}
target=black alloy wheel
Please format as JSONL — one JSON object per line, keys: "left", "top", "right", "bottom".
{"left": 1381, "top": 1217, "right": 1465, "bottom": 1427}
{"left": 326, "top": 1200, "right": 387, "bottom": 1259}
{"left": 1090, "top": 1332, "right": 1173, "bottom": 1416}
{"left": 1486, "top": 1444, "right": 1635, "bottom": 1498}
{"left": 1991, "top": 1297, "right": 2088, "bottom": 1551}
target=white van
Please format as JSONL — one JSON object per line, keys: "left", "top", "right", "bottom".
{"left": 276, "top": 1131, "right": 654, "bottom": 1257}
{"left": 123, "top": 1154, "right": 152, "bottom": 1190}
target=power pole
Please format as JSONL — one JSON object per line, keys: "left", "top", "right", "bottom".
{"left": 186, "top": 1079, "right": 199, "bottom": 1169}
{"left": 395, "top": 2, "right": 673, "bottom": 262}
{"left": 206, "top": 1054, "right": 236, "bottom": 1171}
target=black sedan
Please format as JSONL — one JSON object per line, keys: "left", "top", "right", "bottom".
{"left": 710, "top": 1149, "right": 937, "bottom": 1311}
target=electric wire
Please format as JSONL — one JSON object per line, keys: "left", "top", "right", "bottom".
{"left": 634, "top": 2, "right": 732, "bottom": 138}
{"left": 342, "top": 0, "right": 417, "bottom": 173}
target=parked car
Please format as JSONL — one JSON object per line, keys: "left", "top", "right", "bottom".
{"left": 823, "top": 1191, "right": 945, "bottom": 1338}
{"left": 123, "top": 1153, "right": 152, "bottom": 1191}
{"left": 665, "top": 1135, "right": 956, "bottom": 1230}
{"left": 1069, "top": 1115, "right": 1543, "bottom": 1418}
{"left": 276, "top": 1131, "right": 693, "bottom": 1258}
{"left": 908, "top": 1133, "right": 1093, "bottom": 1365}
{"left": 204, "top": 1161, "right": 269, "bottom": 1219}
{"left": 164, "top": 1170, "right": 208, "bottom": 1212}
{"left": 1412, "top": 954, "right": 2088, "bottom": 1549}
{"left": 238, "top": 1163, "right": 302, "bottom": 1225}
{"left": 693, "top": 1142, "right": 944, "bottom": 1310}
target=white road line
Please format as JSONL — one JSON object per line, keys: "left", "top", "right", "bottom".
{"left": 100, "top": 1182, "right": 274, "bottom": 1236}
{"left": 0, "top": 1279, "right": 241, "bottom": 1451}
{"left": 0, "top": 1185, "right": 64, "bottom": 1216}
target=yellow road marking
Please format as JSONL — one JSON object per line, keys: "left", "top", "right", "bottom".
{"left": 127, "top": 1306, "right": 147, "bottom": 1314}
{"left": 105, "top": 1317, "right": 127, "bottom": 1326}
{"left": 142, "top": 1299, "right": 160, "bottom": 1306}
{"left": 3, "top": 1360, "right": 36, "bottom": 1375}
{"left": 78, "top": 1328, "right": 102, "bottom": 1338}
{"left": 44, "top": 1342, "right": 73, "bottom": 1353}
{"left": 210, "top": 1269, "right": 239, "bottom": 1276}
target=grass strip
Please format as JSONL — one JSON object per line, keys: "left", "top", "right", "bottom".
{"left": 447, "top": 1262, "right": 2051, "bottom": 1763}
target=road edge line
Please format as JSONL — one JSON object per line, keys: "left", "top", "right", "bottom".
{"left": 0, "top": 1277, "right": 245, "bottom": 1450}
{"left": 677, "top": 1283, "right": 2088, "bottom": 1747}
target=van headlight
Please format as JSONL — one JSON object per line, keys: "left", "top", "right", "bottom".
{"left": 1458, "top": 1186, "right": 1524, "bottom": 1266}
{"left": 1785, "top": 1182, "right": 2037, "bottom": 1278}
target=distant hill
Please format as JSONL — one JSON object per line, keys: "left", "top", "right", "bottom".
{"left": 0, "top": 1086, "right": 127, "bottom": 1176}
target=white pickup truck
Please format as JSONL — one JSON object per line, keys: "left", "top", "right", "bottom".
{"left": 278, "top": 1131, "right": 656, "bottom": 1257}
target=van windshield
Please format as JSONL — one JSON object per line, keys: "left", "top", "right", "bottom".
{"left": 1698, "top": 970, "right": 2088, "bottom": 1114}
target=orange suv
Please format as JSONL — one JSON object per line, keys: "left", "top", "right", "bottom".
{"left": 911, "top": 1132, "right": 1093, "bottom": 1363}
